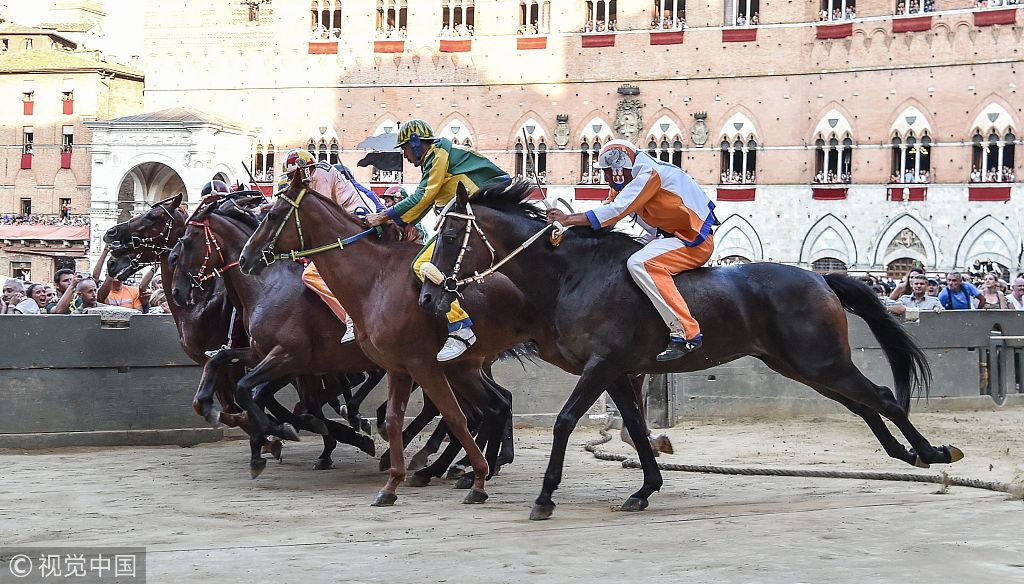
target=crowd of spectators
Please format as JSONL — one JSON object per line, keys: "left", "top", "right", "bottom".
{"left": 896, "top": 0, "right": 936, "bottom": 14}
{"left": 582, "top": 19, "right": 617, "bottom": 32}
{"left": 252, "top": 169, "right": 276, "bottom": 182}
{"left": 376, "top": 25, "right": 408, "bottom": 38}
{"left": 518, "top": 23, "right": 542, "bottom": 35}
{"left": 721, "top": 170, "right": 756, "bottom": 184}
{"left": 813, "top": 170, "right": 852, "bottom": 184}
{"left": 977, "top": 0, "right": 1020, "bottom": 8}
{"left": 733, "top": 12, "right": 759, "bottom": 25}
{"left": 0, "top": 214, "right": 90, "bottom": 226}
{"left": 310, "top": 25, "right": 342, "bottom": 40}
{"left": 969, "top": 166, "right": 1016, "bottom": 183}
{"left": 820, "top": 7, "right": 856, "bottom": 21}
{"left": 889, "top": 169, "right": 930, "bottom": 184}
{"left": 439, "top": 23, "right": 474, "bottom": 37}
{"left": 0, "top": 245, "right": 168, "bottom": 316}
{"left": 515, "top": 171, "right": 549, "bottom": 184}
{"left": 651, "top": 13, "right": 686, "bottom": 29}
{"left": 859, "top": 261, "right": 1024, "bottom": 316}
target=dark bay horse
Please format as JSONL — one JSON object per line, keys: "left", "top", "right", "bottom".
{"left": 167, "top": 197, "right": 385, "bottom": 475}
{"left": 102, "top": 194, "right": 285, "bottom": 457}
{"left": 419, "top": 181, "right": 964, "bottom": 520}
{"left": 238, "top": 175, "right": 541, "bottom": 505}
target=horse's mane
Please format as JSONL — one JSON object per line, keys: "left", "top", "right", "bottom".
{"left": 472, "top": 180, "right": 643, "bottom": 246}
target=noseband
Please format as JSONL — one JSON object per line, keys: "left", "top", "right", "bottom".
{"left": 259, "top": 187, "right": 380, "bottom": 266}
{"left": 112, "top": 203, "right": 179, "bottom": 275}
{"left": 184, "top": 218, "right": 239, "bottom": 289}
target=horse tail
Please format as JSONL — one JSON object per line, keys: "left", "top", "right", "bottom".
{"left": 823, "top": 273, "right": 931, "bottom": 412}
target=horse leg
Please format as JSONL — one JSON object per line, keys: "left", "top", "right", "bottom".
{"left": 409, "top": 418, "right": 448, "bottom": 475}
{"left": 606, "top": 376, "right": 665, "bottom": 511}
{"left": 531, "top": 357, "right": 624, "bottom": 521}
{"left": 371, "top": 372, "right": 415, "bottom": 507}
{"left": 193, "top": 348, "right": 254, "bottom": 425}
{"left": 341, "top": 368, "right": 387, "bottom": 434}
{"left": 481, "top": 371, "right": 515, "bottom": 469}
{"left": 415, "top": 434, "right": 467, "bottom": 485}
{"left": 234, "top": 350, "right": 303, "bottom": 477}
{"left": 767, "top": 358, "right": 962, "bottom": 467}
{"left": 414, "top": 369, "right": 490, "bottom": 504}
{"left": 315, "top": 435, "right": 338, "bottom": 470}
{"left": 380, "top": 396, "right": 440, "bottom": 472}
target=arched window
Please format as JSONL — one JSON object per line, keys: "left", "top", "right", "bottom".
{"left": 317, "top": 140, "right": 328, "bottom": 162}
{"left": 254, "top": 143, "right": 265, "bottom": 176}
{"left": 265, "top": 143, "right": 276, "bottom": 180}
{"left": 969, "top": 105, "right": 1016, "bottom": 184}
{"left": 719, "top": 114, "right": 758, "bottom": 184}
{"left": 579, "top": 139, "right": 606, "bottom": 184}
{"left": 814, "top": 137, "right": 853, "bottom": 184}
{"left": 584, "top": 1, "right": 617, "bottom": 32}
{"left": 812, "top": 257, "right": 847, "bottom": 273}
{"left": 819, "top": 0, "right": 855, "bottom": 22}
{"left": 329, "top": 139, "right": 339, "bottom": 165}
{"left": 651, "top": 0, "right": 685, "bottom": 29}
{"left": 441, "top": 0, "right": 475, "bottom": 37}
{"left": 519, "top": 1, "right": 551, "bottom": 34}
{"left": 725, "top": 0, "right": 759, "bottom": 26}
{"left": 440, "top": 119, "right": 473, "bottom": 146}
{"left": 515, "top": 139, "right": 548, "bottom": 183}
{"left": 310, "top": 1, "right": 341, "bottom": 39}
{"left": 890, "top": 108, "right": 933, "bottom": 183}
{"left": 377, "top": 0, "right": 408, "bottom": 38}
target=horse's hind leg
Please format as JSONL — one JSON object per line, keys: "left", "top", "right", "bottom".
{"left": 342, "top": 368, "right": 387, "bottom": 434}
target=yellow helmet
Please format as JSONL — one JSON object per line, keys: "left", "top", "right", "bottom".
{"left": 396, "top": 119, "right": 435, "bottom": 147}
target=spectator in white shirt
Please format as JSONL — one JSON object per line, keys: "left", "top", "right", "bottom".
{"left": 1008, "top": 277, "right": 1024, "bottom": 310}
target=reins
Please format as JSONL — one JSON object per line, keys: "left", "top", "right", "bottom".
{"left": 259, "top": 187, "right": 380, "bottom": 266}
{"left": 185, "top": 218, "right": 239, "bottom": 289}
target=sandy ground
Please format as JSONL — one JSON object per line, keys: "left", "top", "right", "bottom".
{"left": 2, "top": 409, "right": 1023, "bottom": 584}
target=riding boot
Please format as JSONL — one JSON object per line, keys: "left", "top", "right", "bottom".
{"left": 655, "top": 333, "right": 702, "bottom": 362}
{"left": 340, "top": 315, "right": 356, "bottom": 344}
{"left": 437, "top": 326, "right": 476, "bottom": 361}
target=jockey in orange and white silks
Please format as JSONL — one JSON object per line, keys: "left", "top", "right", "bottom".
{"left": 546, "top": 139, "right": 716, "bottom": 361}
{"left": 280, "top": 148, "right": 384, "bottom": 343}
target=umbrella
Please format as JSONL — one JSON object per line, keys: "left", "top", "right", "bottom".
{"left": 356, "top": 133, "right": 399, "bottom": 151}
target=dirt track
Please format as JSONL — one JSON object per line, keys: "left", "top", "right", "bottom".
{"left": 3, "top": 410, "right": 1023, "bottom": 583}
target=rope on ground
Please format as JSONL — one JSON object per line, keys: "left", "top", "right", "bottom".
{"left": 584, "top": 423, "right": 1022, "bottom": 497}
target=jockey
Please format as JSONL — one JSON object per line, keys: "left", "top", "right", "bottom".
{"left": 380, "top": 186, "right": 427, "bottom": 244}
{"left": 365, "top": 119, "right": 510, "bottom": 361}
{"left": 546, "top": 139, "right": 716, "bottom": 361}
{"left": 201, "top": 179, "right": 230, "bottom": 197}
{"left": 282, "top": 148, "right": 380, "bottom": 343}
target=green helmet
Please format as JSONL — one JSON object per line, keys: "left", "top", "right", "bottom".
{"left": 396, "top": 119, "right": 435, "bottom": 147}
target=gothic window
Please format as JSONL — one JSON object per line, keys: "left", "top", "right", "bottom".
{"left": 969, "top": 105, "right": 1016, "bottom": 184}
{"left": 646, "top": 117, "right": 684, "bottom": 167}
{"left": 329, "top": 139, "right": 340, "bottom": 165}
{"left": 724, "top": 0, "right": 759, "bottom": 26}
{"left": 812, "top": 257, "right": 847, "bottom": 273}
{"left": 819, "top": 0, "right": 855, "bottom": 22}
{"left": 584, "top": 1, "right": 617, "bottom": 32}
{"left": 265, "top": 143, "right": 276, "bottom": 180}
{"left": 440, "top": 119, "right": 473, "bottom": 146}
{"left": 579, "top": 139, "right": 605, "bottom": 184}
{"left": 519, "top": 1, "right": 551, "bottom": 34}
{"left": 317, "top": 140, "right": 328, "bottom": 162}
{"left": 652, "top": 0, "right": 685, "bottom": 29}
{"left": 23, "top": 126, "right": 33, "bottom": 154}
{"left": 376, "top": 0, "right": 408, "bottom": 38}
{"left": 311, "top": 1, "right": 342, "bottom": 39}
{"left": 441, "top": 1, "right": 475, "bottom": 37}
{"left": 255, "top": 143, "right": 265, "bottom": 176}
{"left": 515, "top": 139, "right": 548, "bottom": 183}
{"left": 718, "top": 114, "right": 758, "bottom": 184}
{"left": 890, "top": 108, "right": 933, "bottom": 183}
{"left": 812, "top": 112, "right": 853, "bottom": 184}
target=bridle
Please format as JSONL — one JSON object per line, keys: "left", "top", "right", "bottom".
{"left": 421, "top": 199, "right": 569, "bottom": 296}
{"left": 258, "top": 187, "right": 380, "bottom": 266}
{"left": 184, "top": 217, "right": 239, "bottom": 289}
{"left": 112, "top": 203, "right": 180, "bottom": 276}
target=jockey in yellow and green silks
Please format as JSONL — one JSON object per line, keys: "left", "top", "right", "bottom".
{"left": 365, "top": 119, "right": 509, "bottom": 362}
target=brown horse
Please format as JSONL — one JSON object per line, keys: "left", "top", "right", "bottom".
{"left": 238, "top": 174, "right": 541, "bottom": 505}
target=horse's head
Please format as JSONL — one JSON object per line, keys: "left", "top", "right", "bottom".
{"left": 418, "top": 182, "right": 483, "bottom": 317}
{"left": 105, "top": 192, "right": 184, "bottom": 281}
{"left": 238, "top": 172, "right": 308, "bottom": 276}
{"left": 168, "top": 196, "right": 249, "bottom": 306}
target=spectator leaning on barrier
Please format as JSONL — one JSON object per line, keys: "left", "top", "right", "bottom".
{"left": 890, "top": 274, "right": 943, "bottom": 316}
{"left": 979, "top": 272, "right": 1008, "bottom": 310}
{"left": 2, "top": 278, "right": 25, "bottom": 314}
{"left": 46, "top": 269, "right": 76, "bottom": 313}
{"left": 16, "top": 283, "right": 48, "bottom": 314}
{"left": 73, "top": 278, "right": 99, "bottom": 312}
{"left": 1008, "top": 277, "right": 1024, "bottom": 310}
{"left": 938, "top": 271, "right": 985, "bottom": 310}
{"left": 889, "top": 265, "right": 925, "bottom": 301}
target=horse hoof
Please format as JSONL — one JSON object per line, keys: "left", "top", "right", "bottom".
{"left": 338, "top": 404, "right": 348, "bottom": 419}
{"left": 463, "top": 489, "right": 488, "bottom": 504}
{"left": 360, "top": 418, "right": 373, "bottom": 436}
{"left": 371, "top": 491, "right": 398, "bottom": 507}
{"left": 205, "top": 406, "right": 222, "bottom": 427}
{"left": 278, "top": 423, "right": 301, "bottom": 442}
{"left": 408, "top": 451, "right": 431, "bottom": 471}
{"left": 358, "top": 437, "right": 376, "bottom": 457}
{"left": 378, "top": 452, "right": 391, "bottom": 472}
{"left": 454, "top": 473, "right": 474, "bottom": 490}
{"left": 312, "top": 457, "right": 334, "bottom": 471}
{"left": 307, "top": 417, "right": 329, "bottom": 436}
{"left": 620, "top": 497, "right": 649, "bottom": 512}
{"left": 914, "top": 456, "right": 931, "bottom": 469}
{"left": 529, "top": 503, "right": 555, "bottom": 521}
{"left": 250, "top": 458, "right": 267, "bottom": 479}
{"left": 946, "top": 445, "right": 965, "bottom": 463}
{"left": 654, "top": 434, "right": 675, "bottom": 455}
{"left": 445, "top": 466, "right": 466, "bottom": 480}
{"left": 406, "top": 474, "right": 431, "bottom": 487}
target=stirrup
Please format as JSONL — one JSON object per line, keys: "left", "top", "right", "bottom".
{"left": 655, "top": 335, "right": 702, "bottom": 362}
{"left": 204, "top": 344, "right": 230, "bottom": 359}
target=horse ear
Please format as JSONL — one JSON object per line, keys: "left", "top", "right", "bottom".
{"left": 456, "top": 181, "right": 469, "bottom": 208}
{"left": 289, "top": 171, "right": 303, "bottom": 192}
{"left": 169, "top": 192, "right": 183, "bottom": 210}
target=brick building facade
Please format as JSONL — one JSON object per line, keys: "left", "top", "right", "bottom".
{"left": 132, "top": 0, "right": 1022, "bottom": 274}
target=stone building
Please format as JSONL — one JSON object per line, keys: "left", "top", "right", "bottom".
{"left": 0, "top": 19, "right": 143, "bottom": 282}
{"left": 117, "top": 0, "right": 1021, "bottom": 275}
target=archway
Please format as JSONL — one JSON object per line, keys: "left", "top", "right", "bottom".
{"left": 115, "top": 162, "right": 186, "bottom": 221}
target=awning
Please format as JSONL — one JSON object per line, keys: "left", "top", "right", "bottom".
{"left": 357, "top": 151, "right": 403, "bottom": 171}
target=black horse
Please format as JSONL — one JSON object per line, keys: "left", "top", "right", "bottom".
{"left": 419, "top": 180, "right": 964, "bottom": 520}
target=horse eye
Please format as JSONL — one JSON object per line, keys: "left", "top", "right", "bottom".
{"left": 441, "top": 233, "right": 457, "bottom": 243}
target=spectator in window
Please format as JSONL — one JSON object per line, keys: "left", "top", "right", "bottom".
{"left": 938, "top": 272, "right": 985, "bottom": 310}
{"left": 892, "top": 274, "right": 943, "bottom": 315}
{"left": 979, "top": 272, "right": 1009, "bottom": 309}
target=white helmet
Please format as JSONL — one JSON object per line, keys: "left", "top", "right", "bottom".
{"left": 594, "top": 139, "right": 639, "bottom": 171}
